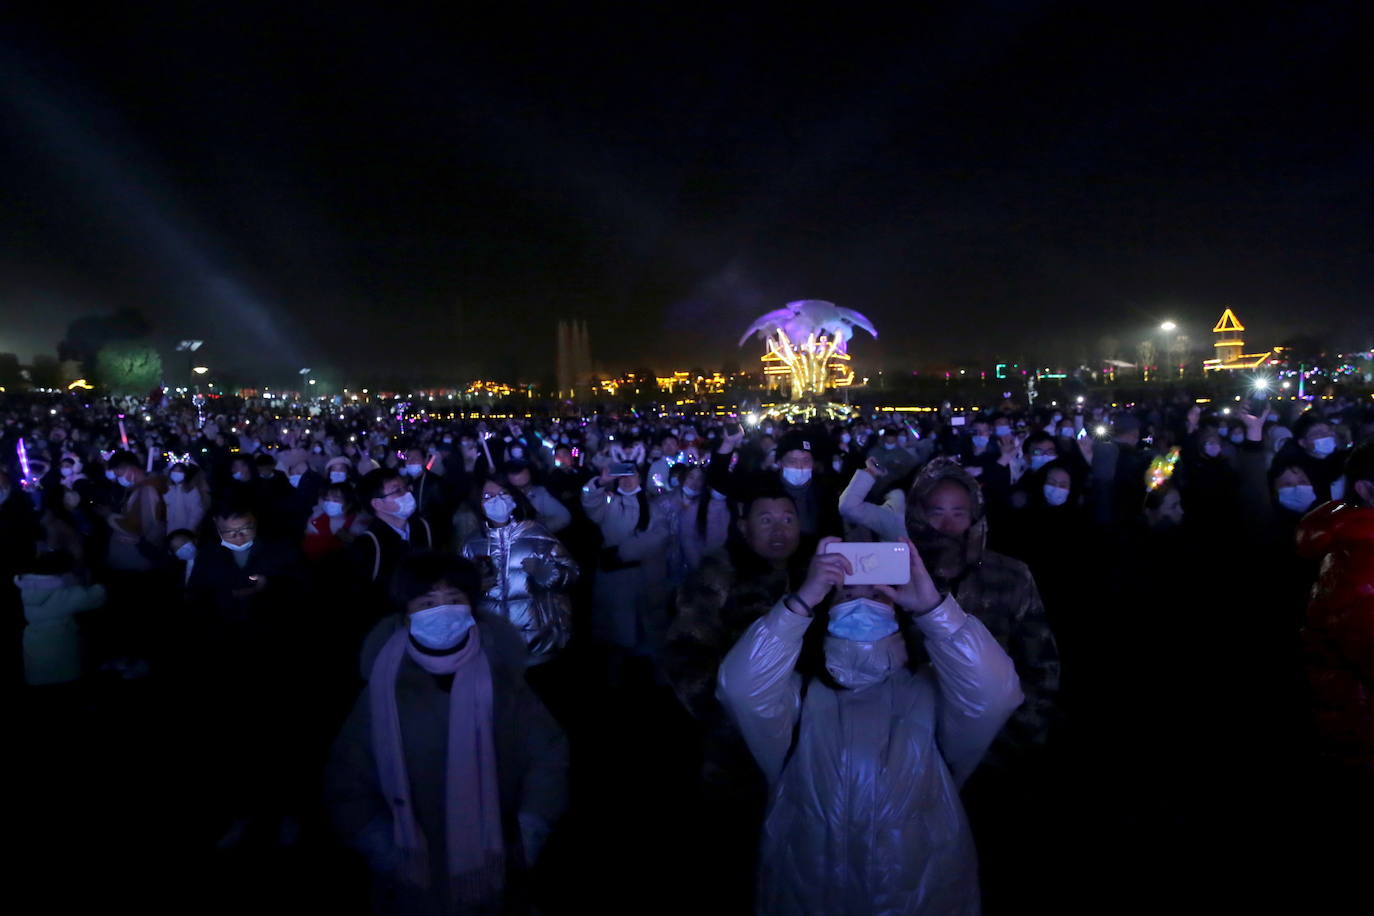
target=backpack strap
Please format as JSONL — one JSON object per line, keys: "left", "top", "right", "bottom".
{"left": 364, "top": 530, "right": 381, "bottom": 583}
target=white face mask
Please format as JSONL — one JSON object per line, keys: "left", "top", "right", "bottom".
{"left": 387, "top": 491, "right": 417, "bottom": 519}
{"left": 405, "top": 463, "right": 423, "bottom": 477}
{"left": 1043, "top": 484, "right": 1070, "bottom": 507}
{"left": 288, "top": 474, "right": 303, "bottom": 488}
{"left": 105, "top": 469, "right": 117, "bottom": 481}
{"left": 994, "top": 425, "right": 1012, "bottom": 438}
{"left": 1230, "top": 432, "right": 1245, "bottom": 444}
{"left": 409, "top": 604, "right": 475, "bottom": 650}
{"left": 483, "top": 494, "right": 516, "bottom": 523}
{"left": 117, "top": 475, "right": 134, "bottom": 488}
{"left": 1330, "top": 477, "right": 1346, "bottom": 501}
{"left": 322, "top": 500, "right": 345, "bottom": 517}
{"left": 781, "top": 467, "right": 812, "bottom": 487}
{"left": 1029, "top": 454, "right": 1054, "bottom": 471}
{"left": 61, "top": 466, "right": 75, "bottom": 478}
{"left": 175, "top": 543, "right": 197, "bottom": 561}
{"left": 1204, "top": 441, "right": 1222, "bottom": 458}
{"left": 840, "top": 433, "right": 851, "bottom": 444}
{"left": 221, "top": 539, "right": 254, "bottom": 552}
{"left": 329, "top": 470, "right": 348, "bottom": 483}
{"left": 1311, "top": 436, "right": 1337, "bottom": 457}
{"left": 232, "top": 472, "right": 247, "bottom": 482}
{"left": 1060, "top": 427, "right": 1076, "bottom": 438}
{"left": 170, "top": 470, "right": 186, "bottom": 484}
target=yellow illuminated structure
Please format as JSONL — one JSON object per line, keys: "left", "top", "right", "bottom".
{"left": 467, "top": 380, "right": 514, "bottom": 397}
{"left": 759, "top": 331, "right": 857, "bottom": 396}
{"left": 1202, "top": 308, "right": 1277, "bottom": 372}
{"left": 740, "top": 300, "right": 876, "bottom": 400}
{"left": 655, "top": 371, "right": 729, "bottom": 395}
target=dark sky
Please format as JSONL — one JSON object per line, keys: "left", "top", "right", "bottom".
{"left": 2, "top": 1, "right": 1371, "bottom": 386}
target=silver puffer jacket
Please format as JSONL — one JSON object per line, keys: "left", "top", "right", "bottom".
{"left": 461, "top": 520, "right": 578, "bottom": 662}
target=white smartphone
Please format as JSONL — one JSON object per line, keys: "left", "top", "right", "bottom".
{"left": 951, "top": 416, "right": 966, "bottom": 427}
{"left": 824, "top": 542, "right": 911, "bottom": 586}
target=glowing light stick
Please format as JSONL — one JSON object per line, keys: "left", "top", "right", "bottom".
{"left": 118, "top": 416, "right": 129, "bottom": 450}
{"left": 17, "top": 438, "right": 34, "bottom": 489}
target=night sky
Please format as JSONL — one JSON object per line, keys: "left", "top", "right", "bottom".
{"left": 2, "top": 2, "right": 1371, "bottom": 385}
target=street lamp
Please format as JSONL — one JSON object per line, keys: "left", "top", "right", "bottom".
{"left": 1160, "top": 321, "right": 1177, "bottom": 332}
{"left": 192, "top": 366, "right": 209, "bottom": 375}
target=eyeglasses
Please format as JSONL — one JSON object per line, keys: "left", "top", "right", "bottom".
{"left": 218, "top": 524, "right": 257, "bottom": 538}
{"left": 480, "top": 490, "right": 509, "bottom": 501}
{"left": 383, "top": 485, "right": 410, "bottom": 498}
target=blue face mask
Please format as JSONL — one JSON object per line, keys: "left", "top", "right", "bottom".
{"left": 827, "top": 598, "right": 900, "bottom": 641}
{"left": 971, "top": 435, "right": 990, "bottom": 450}
{"left": 1043, "top": 484, "right": 1070, "bottom": 507}
{"left": 1029, "top": 454, "right": 1054, "bottom": 471}
{"left": 409, "top": 604, "right": 474, "bottom": 650}
{"left": 1276, "top": 485, "right": 1315, "bottom": 514}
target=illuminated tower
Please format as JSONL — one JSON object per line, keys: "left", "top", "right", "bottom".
{"left": 1203, "top": 307, "right": 1276, "bottom": 372}
{"left": 1212, "top": 308, "right": 1245, "bottom": 364}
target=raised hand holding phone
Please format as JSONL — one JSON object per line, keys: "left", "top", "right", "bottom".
{"left": 796, "top": 537, "right": 853, "bottom": 610}
{"left": 874, "top": 538, "right": 941, "bottom": 616}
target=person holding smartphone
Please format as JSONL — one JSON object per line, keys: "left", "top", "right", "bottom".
{"left": 717, "top": 536, "right": 1022, "bottom": 915}
{"left": 580, "top": 462, "right": 671, "bottom": 683}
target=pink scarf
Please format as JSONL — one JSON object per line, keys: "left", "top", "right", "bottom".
{"left": 369, "top": 624, "right": 505, "bottom": 905}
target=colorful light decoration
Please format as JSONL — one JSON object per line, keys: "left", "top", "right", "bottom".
{"left": 739, "top": 299, "right": 877, "bottom": 400}
{"left": 1146, "top": 447, "right": 1181, "bottom": 492}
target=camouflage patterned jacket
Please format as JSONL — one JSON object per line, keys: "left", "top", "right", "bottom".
{"left": 907, "top": 458, "right": 1061, "bottom": 770}
{"left": 664, "top": 542, "right": 799, "bottom": 800}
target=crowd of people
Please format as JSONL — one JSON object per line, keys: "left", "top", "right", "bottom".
{"left": 4, "top": 387, "right": 1373, "bottom": 914}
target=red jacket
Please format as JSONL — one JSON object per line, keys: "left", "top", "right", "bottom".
{"left": 304, "top": 511, "right": 359, "bottom": 562}
{"left": 1298, "top": 500, "right": 1374, "bottom": 773}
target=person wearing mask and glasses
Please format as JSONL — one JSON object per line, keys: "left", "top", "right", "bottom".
{"left": 353, "top": 468, "right": 435, "bottom": 597}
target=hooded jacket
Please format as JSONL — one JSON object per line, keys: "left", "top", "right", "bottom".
{"left": 1298, "top": 499, "right": 1374, "bottom": 774}
{"left": 905, "top": 458, "right": 1061, "bottom": 767}
{"left": 461, "top": 520, "right": 578, "bottom": 663}
{"left": 717, "top": 595, "right": 1023, "bottom": 915}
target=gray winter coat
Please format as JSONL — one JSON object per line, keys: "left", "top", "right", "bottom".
{"left": 581, "top": 483, "right": 671, "bottom": 652}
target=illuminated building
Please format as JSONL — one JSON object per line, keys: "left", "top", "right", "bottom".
{"left": 655, "top": 371, "right": 729, "bottom": 395}
{"left": 739, "top": 299, "right": 877, "bottom": 400}
{"left": 1203, "top": 308, "right": 1280, "bottom": 372}
{"left": 467, "top": 380, "right": 514, "bottom": 397}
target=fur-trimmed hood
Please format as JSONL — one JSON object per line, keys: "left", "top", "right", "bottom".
{"left": 905, "top": 457, "right": 988, "bottom": 577}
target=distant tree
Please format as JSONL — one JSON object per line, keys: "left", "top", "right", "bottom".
{"left": 1097, "top": 335, "right": 1121, "bottom": 363}
{"left": 30, "top": 354, "right": 63, "bottom": 389}
{"left": 59, "top": 308, "right": 152, "bottom": 375}
{"left": 0, "top": 353, "right": 21, "bottom": 389}
{"left": 1137, "top": 339, "right": 1157, "bottom": 376}
{"left": 95, "top": 342, "right": 163, "bottom": 394}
